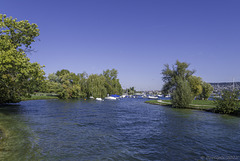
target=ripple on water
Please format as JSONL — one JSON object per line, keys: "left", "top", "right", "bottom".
{"left": 2, "top": 99, "right": 238, "bottom": 160}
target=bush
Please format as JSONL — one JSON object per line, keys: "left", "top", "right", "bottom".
{"left": 215, "top": 90, "right": 240, "bottom": 114}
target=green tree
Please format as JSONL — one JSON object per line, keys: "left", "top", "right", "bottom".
{"left": 77, "top": 72, "right": 88, "bottom": 98}
{"left": 199, "top": 82, "right": 213, "bottom": 100}
{"left": 103, "top": 69, "right": 122, "bottom": 95}
{"left": 162, "top": 60, "right": 194, "bottom": 108}
{"left": 215, "top": 90, "right": 240, "bottom": 114}
{"left": 50, "top": 69, "right": 83, "bottom": 99}
{"left": 0, "top": 14, "right": 45, "bottom": 103}
{"left": 162, "top": 60, "right": 195, "bottom": 95}
{"left": 127, "top": 87, "right": 135, "bottom": 95}
{"left": 172, "top": 79, "right": 193, "bottom": 108}
{"left": 188, "top": 76, "right": 203, "bottom": 98}
{"left": 0, "top": 14, "right": 39, "bottom": 51}
{"left": 87, "top": 74, "right": 107, "bottom": 98}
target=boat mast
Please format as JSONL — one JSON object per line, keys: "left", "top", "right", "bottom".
{"left": 233, "top": 78, "right": 235, "bottom": 91}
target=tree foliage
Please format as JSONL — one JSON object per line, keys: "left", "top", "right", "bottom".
{"left": 199, "top": 82, "right": 214, "bottom": 100}
{"left": 188, "top": 76, "right": 203, "bottom": 98}
{"left": 215, "top": 90, "right": 240, "bottom": 114}
{"left": 162, "top": 60, "right": 214, "bottom": 107}
{"left": 0, "top": 14, "right": 45, "bottom": 103}
{"left": 162, "top": 60, "right": 194, "bottom": 108}
{"left": 162, "top": 60, "right": 195, "bottom": 96}
{"left": 125, "top": 87, "right": 135, "bottom": 95}
{"left": 172, "top": 79, "right": 193, "bottom": 108}
{"left": 45, "top": 69, "right": 122, "bottom": 99}
{"left": 87, "top": 74, "right": 107, "bottom": 98}
{"left": 0, "top": 14, "right": 39, "bottom": 51}
{"left": 103, "top": 69, "right": 122, "bottom": 95}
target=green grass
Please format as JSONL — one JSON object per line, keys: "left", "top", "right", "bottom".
{"left": 145, "top": 99, "right": 216, "bottom": 110}
{"left": 22, "top": 93, "right": 58, "bottom": 101}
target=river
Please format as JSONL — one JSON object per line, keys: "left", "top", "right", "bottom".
{"left": 0, "top": 98, "right": 239, "bottom": 160}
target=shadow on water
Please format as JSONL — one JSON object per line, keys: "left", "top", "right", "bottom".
{"left": 0, "top": 103, "right": 42, "bottom": 160}
{"left": 0, "top": 103, "right": 22, "bottom": 115}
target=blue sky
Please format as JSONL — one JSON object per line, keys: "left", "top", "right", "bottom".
{"left": 2, "top": 0, "right": 240, "bottom": 90}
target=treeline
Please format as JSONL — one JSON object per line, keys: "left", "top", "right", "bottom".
{"left": 40, "top": 69, "right": 122, "bottom": 99}
{"left": 0, "top": 14, "right": 123, "bottom": 103}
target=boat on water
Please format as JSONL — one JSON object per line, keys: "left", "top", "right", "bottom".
{"left": 96, "top": 98, "right": 103, "bottom": 101}
{"left": 105, "top": 94, "right": 120, "bottom": 100}
{"left": 148, "top": 96, "right": 158, "bottom": 99}
{"left": 165, "top": 95, "right": 171, "bottom": 98}
{"left": 89, "top": 96, "right": 94, "bottom": 99}
{"left": 120, "top": 95, "right": 126, "bottom": 98}
{"left": 105, "top": 96, "right": 117, "bottom": 100}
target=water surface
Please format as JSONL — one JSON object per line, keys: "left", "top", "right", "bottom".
{"left": 1, "top": 98, "right": 240, "bottom": 160}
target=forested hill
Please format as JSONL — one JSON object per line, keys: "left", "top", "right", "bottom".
{"left": 210, "top": 82, "right": 240, "bottom": 92}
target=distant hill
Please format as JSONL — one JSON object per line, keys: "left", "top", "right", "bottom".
{"left": 210, "top": 82, "right": 240, "bottom": 92}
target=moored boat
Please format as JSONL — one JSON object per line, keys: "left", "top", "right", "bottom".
{"left": 148, "top": 96, "right": 158, "bottom": 99}
{"left": 105, "top": 96, "right": 117, "bottom": 100}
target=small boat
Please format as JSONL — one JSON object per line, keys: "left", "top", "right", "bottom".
{"left": 165, "top": 95, "right": 171, "bottom": 98}
{"left": 148, "top": 96, "right": 158, "bottom": 99}
{"left": 89, "top": 96, "right": 94, "bottom": 99}
{"left": 96, "top": 98, "right": 103, "bottom": 101}
{"left": 105, "top": 96, "right": 117, "bottom": 100}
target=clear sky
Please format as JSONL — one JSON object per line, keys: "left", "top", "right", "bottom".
{"left": 2, "top": 0, "right": 240, "bottom": 90}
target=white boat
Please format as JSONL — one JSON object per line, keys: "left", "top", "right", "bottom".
{"left": 96, "top": 98, "right": 103, "bottom": 101}
{"left": 165, "top": 95, "right": 171, "bottom": 98}
{"left": 148, "top": 96, "right": 158, "bottom": 99}
{"left": 105, "top": 96, "right": 117, "bottom": 100}
{"left": 89, "top": 96, "right": 94, "bottom": 99}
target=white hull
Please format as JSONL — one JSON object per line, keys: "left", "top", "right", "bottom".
{"left": 105, "top": 96, "right": 117, "bottom": 100}
{"left": 96, "top": 98, "right": 103, "bottom": 101}
{"left": 148, "top": 96, "right": 158, "bottom": 99}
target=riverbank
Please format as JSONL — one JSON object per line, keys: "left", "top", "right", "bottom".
{"left": 145, "top": 99, "right": 216, "bottom": 111}
{"left": 145, "top": 99, "right": 240, "bottom": 116}
{"left": 22, "top": 93, "right": 58, "bottom": 101}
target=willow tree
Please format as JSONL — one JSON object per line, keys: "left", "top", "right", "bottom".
{"left": 0, "top": 14, "right": 45, "bottom": 103}
{"left": 162, "top": 60, "right": 195, "bottom": 108}
{"left": 87, "top": 74, "right": 107, "bottom": 98}
{"left": 103, "top": 69, "right": 122, "bottom": 95}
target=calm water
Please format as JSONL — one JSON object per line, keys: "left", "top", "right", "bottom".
{"left": 0, "top": 98, "right": 240, "bottom": 160}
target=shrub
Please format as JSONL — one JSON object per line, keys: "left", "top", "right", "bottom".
{"left": 215, "top": 90, "right": 240, "bottom": 114}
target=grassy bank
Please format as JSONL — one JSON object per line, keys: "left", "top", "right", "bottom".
{"left": 22, "top": 93, "right": 58, "bottom": 101}
{"left": 145, "top": 99, "right": 216, "bottom": 110}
